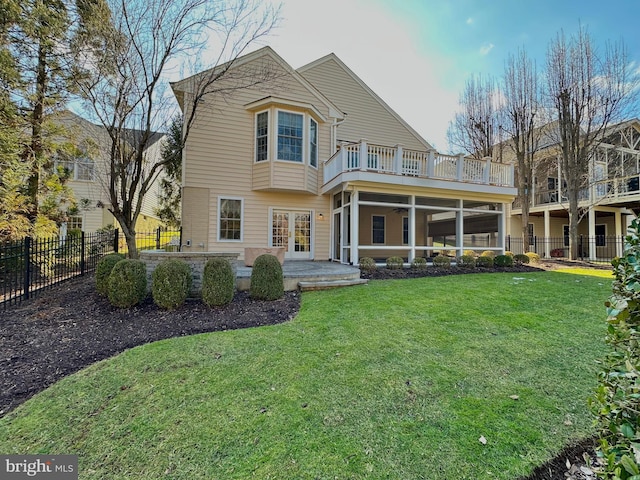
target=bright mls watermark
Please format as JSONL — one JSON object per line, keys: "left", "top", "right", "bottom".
{"left": 1, "top": 455, "right": 78, "bottom": 479}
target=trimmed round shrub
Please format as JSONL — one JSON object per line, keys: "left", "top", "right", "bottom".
{"left": 456, "top": 254, "right": 476, "bottom": 269}
{"left": 107, "top": 259, "right": 147, "bottom": 308}
{"left": 386, "top": 256, "right": 404, "bottom": 270}
{"left": 525, "top": 252, "right": 540, "bottom": 264}
{"left": 96, "top": 253, "right": 125, "bottom": 296}
{"left": 476, "top": 255, "right": 494, "bottom": 268}
{"left": 494, "top": 254, "right": 514, "bottom": 267}
{"left": 250, "top": 254, "right": 284, "bottom": 300}
{"left": 359, "top": 257, "right": 377, "bottom": 273}
{"left": 463, "top": 249, "right": 477, "bottom": 257}
{"left": 411, "top": 257, "right": 427, "bottom": 270}
{"left": 513, "top": 253, "right": 530, "bottom": 265}
{"left": 432, "top": 255, "right": 451, "bottom": 268}
{"left": 480, "top": 250, "right": 496, "bottom": 258}
{"left": 504, "top": 251, "right": 514, "bottom": 258}
{"left": 152, "top": 259, "right": 192, "bottom": 310}
{"left": 202, "top": 258, "right": 235, "bottom": 307}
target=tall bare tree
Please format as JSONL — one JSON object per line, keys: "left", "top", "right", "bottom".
{"left": 545, "top": 27, "right": 639, "bottom": 259}
{"left": 501, "top": 48, "right": 542, "bottom": 252}
{"left": 75, "top": 0, "right": 280, "bottom": 257}
{"left": 447, "top": 74, "right": 499, "bottom": 159}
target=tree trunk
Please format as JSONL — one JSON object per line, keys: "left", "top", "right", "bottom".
{"left": 567, "top": 191, "right": 580, "bottom": 260}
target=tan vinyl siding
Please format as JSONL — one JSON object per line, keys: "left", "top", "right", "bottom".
{"left": 252, "top": 161, "right": 270, "bottom": 190}
{"left": 299, "top": 58, "right": 428, "bottom": 151}
{"left": 182, "top": 187, "right": 210, "bottom": 249}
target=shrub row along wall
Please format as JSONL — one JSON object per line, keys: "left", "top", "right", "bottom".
{"left": 139, "top": 251, "right": 239, "bottom": 296}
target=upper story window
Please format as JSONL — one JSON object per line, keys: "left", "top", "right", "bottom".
{"left": 309, "top": 118, "right": 318, "bottom": 168}
{"left": 56, "top": 154, "right": 95, "bottom": 181}
{"left": 255, "top": 111, "right": 269, "bottom": 162}
{"left": 277, "top": 111, "right": 303, "bottom": 162}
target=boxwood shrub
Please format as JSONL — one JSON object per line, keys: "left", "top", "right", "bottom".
{"left": 513, "top": 253, "right": 530, "bottom": 264}
{"left": 411, "top": 257, "right": 427, "bottom": 270}
{"left": 250, "top": 254, "right": 284, "bottom": 300}
{"left": 432, "top": 255, "right": 451, "bottom": 268}
{"left": 476, "top": 255, "right": 494, "bottom": 268}
{"left": 152, "top": 259, "right": 192, "bottom": 310}
{"left": 386, "top": 256, "right": 404, "bottom": 270}
{"left": 108, "top": 259, "right": 147, "bottom": 308}
{"left": 202, "top": 258, "right": 235, "bottom": 307}
{"left": 480, "top": 250, "right": 496, "bottom": 258}
{"left": 456, "top": 255, "right": 476, "bottom": 269}
{"left": 525, "top": 252, "right": 540, "bottom": 264}
{"left": 359, "top": 257, "right": 377, "bottom": 273}
{"left": 96, "top": 253, "right": 125, "bottom": 296}
{"left": 494, "top": 254, "right": 514, "bottom": 267}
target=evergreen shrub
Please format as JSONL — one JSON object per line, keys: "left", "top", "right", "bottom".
{"left": 152, "top": 259, "right": 192, "bottom": 309}
{"left": 96, "top": 253, "right": 125, "bottom": 296}
{"left": 202, "top": 258, "right": 235, "bottom": 306}
{"left": 250, "top": 254, "right": 284, "bottom": 300}
{"left": 107, "top": 259, "right": 147, "bottom": 308}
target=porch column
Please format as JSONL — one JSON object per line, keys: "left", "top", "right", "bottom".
{"left": 409, "top": 196, "right": 415, "bottom": 262}
{"left": 456, "top": 200, "right": 464, "bottom": 257}
{"left": 350, "top": 190, "right": 359, "bottom": 265}
{"left": 394, "top": 144, "right": 404, "bottom": 175}
{"left": 498, "top": 204, "right": 506, "bottom": 253}
{"left": 588, "top": 207, "right": 596, "bottom": 260}
{"left": 615, "top": 210, "right": 623, "bottom": 257}
{"left": 544, "top": 210, "right": 551, "bottom": 258}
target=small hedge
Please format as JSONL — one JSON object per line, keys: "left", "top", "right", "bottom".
{"left": 513, "top": 253, "right": 530, "bottom": 265}
{"left": 107, "top": 259, "right": 147, "bottom": 308}
{"left": 250, "top": 254, "right": 284, "bottom": 300}
{"left": 476, "top": 256, "right": 494, "bottom": 268}
{"left": 96, "top": 253, "right": 125, "bottom": 296}
{"left": 202, "top": 258, "right": 235, "bottom": 306}
{"left": 525, "top": 252, "right": 540, "bottom": 264}
{"left": 359, "top": 257, "right": 377, "bottom": 273}
{"left": 152, "top": 259, "right": 192, "bottom": 310}
{"left": 463, "top": 250, "right": 477, "bottom": 257}
{"left": 432, "top": 255, "right": 451, "bottom": 268}
{"left": 494, "top": 254, "right": 514, "bottom": 267}
{"left": 480, "top": 250, "right": 496, "bottom": 258}
{"left": 457, "top": 255, "right": 476, "bottom": 269}
{"left": 504, "top": 251, "right": 514, "bottom": 258}
{"left": 386, "top": 256, "right": 404, "bottom": 270}
{"left": 411, "top": 257, "right": 427, "bottom": 270}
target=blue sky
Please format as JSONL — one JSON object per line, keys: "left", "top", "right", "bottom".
{"left": 258, "top": 0, "right": 640, "bottom": 152}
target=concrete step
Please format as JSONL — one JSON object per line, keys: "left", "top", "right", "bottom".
{"left": 298, "top": 278, "right": 368, "bottom": 291}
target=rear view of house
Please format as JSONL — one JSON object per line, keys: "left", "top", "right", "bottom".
{"left": 172, "top": 47, "right": 516, "bottom": 264}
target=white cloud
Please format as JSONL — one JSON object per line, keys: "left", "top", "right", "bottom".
{"left": 479, "top": 43, "right": 495, "bottom": 56}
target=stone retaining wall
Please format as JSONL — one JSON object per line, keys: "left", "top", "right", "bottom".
{"left": 139, "top": 251, "right": 239, "bottom": 296}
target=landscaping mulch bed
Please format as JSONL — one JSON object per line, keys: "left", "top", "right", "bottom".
{"left": 0, "top": 262, "right": 603, "bottom": 479}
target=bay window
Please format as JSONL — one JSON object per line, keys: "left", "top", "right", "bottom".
{"left": 277, "top": 111, "right": 303, "bottom": 162}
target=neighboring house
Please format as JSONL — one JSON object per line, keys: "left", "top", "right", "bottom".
{"left": 172, "top": 47, "right": 516, "bottom": 264}
{"left": 504, "top": 119, "right": 640, "bottom": 259}
{"left": 52, "top": 110, "right": 166, "bottom": 233}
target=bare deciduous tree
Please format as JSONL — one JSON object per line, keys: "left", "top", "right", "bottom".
{"left": 447, "top": 74, "right": 499, "bottom": 159}
{"left": 76, "top": 0, "right": 280, "bottom": 257}
{"left": 501, "top": 48, "right": 543, "bottom": 252}
{"left": 545, "top": 26, "right": 639, "bottom": 259}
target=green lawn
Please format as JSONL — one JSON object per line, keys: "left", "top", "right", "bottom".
{"left": 0, "top": 271, "right": 611, "bottom": 479}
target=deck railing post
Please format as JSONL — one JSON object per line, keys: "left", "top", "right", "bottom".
{"left": 484, "top": 157, "right": 491, "bottom": 184}
{"left": 360, "top": 139, "right": 368, "bottom": 171}
{"left": 394, "top": 144, "right": 403, "bottom": 175}
{"left": 427, "top": 150, "right": 435, "bottom": 178}
{"left": 456, "top": 154, "right": 465, "bottom": 181}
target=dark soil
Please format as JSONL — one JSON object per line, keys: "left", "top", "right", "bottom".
{"left": 0, "top": 263, "right": 601, "bottom": 479}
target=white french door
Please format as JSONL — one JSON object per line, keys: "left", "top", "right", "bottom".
{"left": 272, "top": 210, "right": 312, "bottom": 259}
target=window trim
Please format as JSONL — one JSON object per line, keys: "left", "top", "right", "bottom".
{"left": 372, "top": 215, "right": 386, "bottom": 245}
{"left": 217, "top": 196, "right": 244, "bottom": 242}
{"left": 255, "top": 110, "right": 269, "bottom": 163}
{"left": 276, "top": 109, "right": 304, "bottom": 163}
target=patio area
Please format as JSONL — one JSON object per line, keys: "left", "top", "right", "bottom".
{"left": 235, "top": 260, "right": 364, "bottom": 291}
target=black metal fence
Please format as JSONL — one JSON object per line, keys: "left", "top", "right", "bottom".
{"left": 1, "top": 227, "right": 182, "bottom": 310}
{"left": 506, "top": 235, "right": 624, "bottom": 263}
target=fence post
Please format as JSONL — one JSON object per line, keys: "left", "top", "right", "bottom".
{"left": 80, "top": 231, "right": 86, "bottom": 275}
{"left": 506, "top": 235, "right": 510, "bottom": 252}
{"left": 179, "top": 226, "right": 183, "bottom": 252}
{"left": 155, "top": 227, "right": 161, "bottom": 250}
{"left": 23, "top": 237, "right": 31, "bottom": 300}
{"left": 114, "top": 229, "right": 119, "bottom": 253}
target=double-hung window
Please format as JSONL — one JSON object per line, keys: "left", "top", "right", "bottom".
{"left": 255, "top": 112, "right": 269, "bottom": 162}
{"left": 309, "top": 118, "right": 318, "bottom": 168}
{"left": 372, "top": 215, "right": 385, "bottom": 244}
{"left": 277, "top": 111, "right": 303, "bottom": 162}
{"left": 218, "top": 198, "right": 243, "bottom": 241}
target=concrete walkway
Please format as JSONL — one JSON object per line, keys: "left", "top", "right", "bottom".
{"left": 235, "top": 260, "right": 362, "bottom": 291}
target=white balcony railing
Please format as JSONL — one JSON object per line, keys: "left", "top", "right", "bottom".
{"left": 323, "top": 141, "right": 514, "bottom": 187}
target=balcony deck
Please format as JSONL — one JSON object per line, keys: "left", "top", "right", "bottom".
{"left": 322, "top": 141, "right": 515, "bottom": 195}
